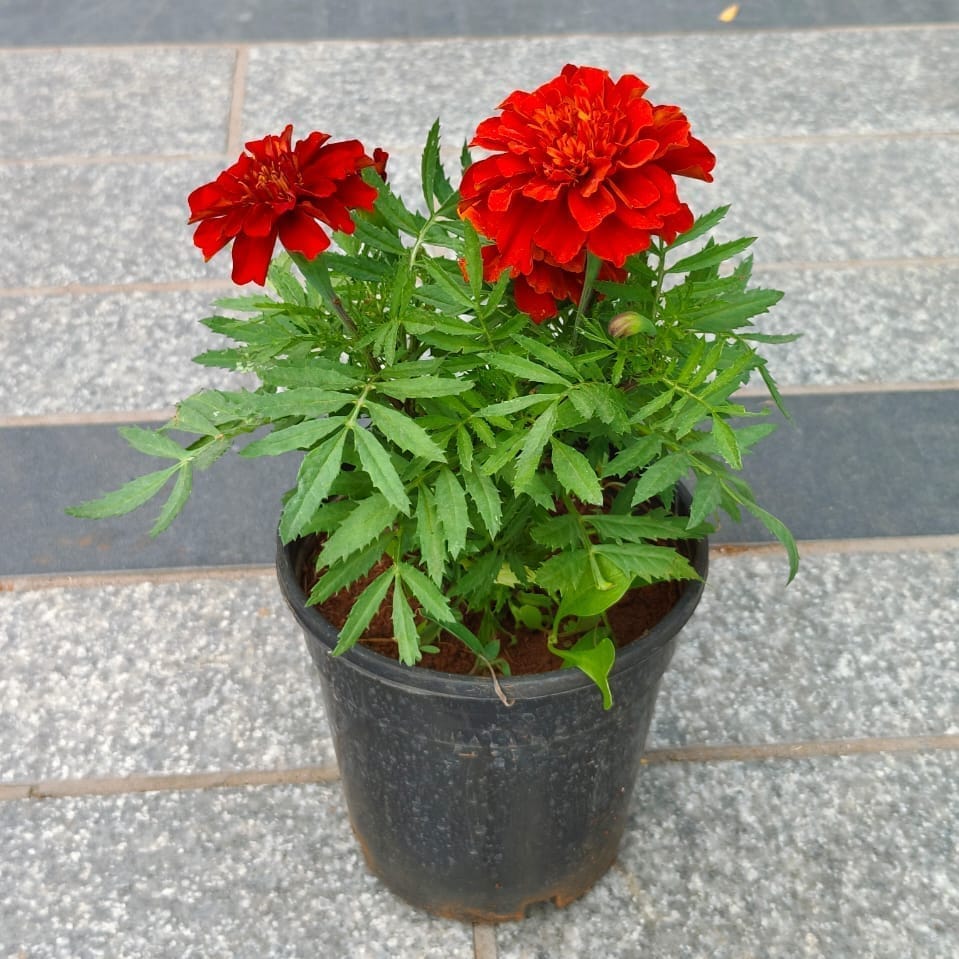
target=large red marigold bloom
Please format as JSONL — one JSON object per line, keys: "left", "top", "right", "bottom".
{"left": 458, "top": 64, "right": 715, "bottom": 317}
{"left": 188, "top": 125, "right": 379, "bottom": 285}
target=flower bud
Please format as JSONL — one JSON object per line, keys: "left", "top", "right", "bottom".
{"left": 608, "top": 311, "right": 652, "bottom": 338}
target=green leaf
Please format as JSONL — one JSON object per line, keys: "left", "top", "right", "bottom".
{"left": 67, "top": 466, "right": 178, "bottom": 520}
{"left": 392, "top": 580, "right": 420, "bottom": 665}
{"left": 482, "top": 352, "right": 572, "bottom": 386}
{"left": 476, "top": 394, "right": 557, "bottom": 418}
{"left": 376, "top": 376, "right": 474, "bottom": 400}
{"left": 631, "top": 389, "right": 676, "bottom": 424}
{"left": 364, "top": 401, "right": 446, "bottom": 462}
{"left": 668, "top": 206, "right": 730, "bottom": 249}
{"left": 510, "top": 334, "right": 581, "bottom": 381}
{"left": 456, "top": 426, "right": 474, "bottom": 472}
{"left": 462, "top": 220, "right": 484, "bottom": 300}
{"left": 353, "top": 427, "right": 411, "bottom": 514}
{"left": 262, "top": 358, "right": 361, "bottom": 390}
{"left": 688, "top": 473, "right": 722, "bottom": 529}
{"left": 711, "top": 416, "right": 743, "bottom": 470}
{"left": 240, "top": 416, "right": 347, "bottom": 458}
{"left": 150, "top": 464, "right": 193, "bottom": 536}
{"left": 740, "top": 500, "right": 800, "bottom": 583}
{"left": 435, "top": 468, "right": 470, "bottom": 558}
{"left": 422, "top": 258, "right": 474, "bottom": 310}
{"left": 557, "top": 563, "right": 631, "bottom": 620}
{"left": 535, "top": 550, "right": 588, "bottom": 594}
{"left": 415, "top": 485, "right": 446, "bottom": 583}
{"left": 333, "top": 569, "right": 395, "bottom": 654}
{"left": 278, "top": 431, "right": 347, "bottom": 543}
{"left": 352, "top": 212, "right": 408, "bottom": 255}
{"left": 550, "top": 635, "right": 616, "bottom": 709}
{"left": 398, "top": 562, "right": 455, "bottom": 623}
{"left": 513, "top": 402, "right": 558, "bottom": 492}
{"left": 462, "top": 469, "right": 502, "bottom": 537}
{"left": 603, "top": 435, "right": 663, "bottom": 478}
{"left": 667, "top": 236, "right": 756, "bottom": 274}
{"left": 118, "top": 426, "right": 186, "bottom": 461}
{"left": 630, "top": 453, "right": 691, "bottom": 506}
{"left": 550, "top": 439, "right": 603, "bottom": 505}
{"left": 320, "top": 493, "right": 399, "bottom": 568}
{"left": 251, "top": 389, "right": 355, "bottom": 418}
{"left": 593, "top": 544, "right": 698, "bottom": 582}
{"left": 309, "top": 536, "right": 390, "bottom": 605}
{"left": 587, "top": 512, "right": 705, "bottom": 542}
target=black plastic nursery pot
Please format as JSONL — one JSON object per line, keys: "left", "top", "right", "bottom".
{"left": 276, "top": 496, "right": 708, "bottom": 923}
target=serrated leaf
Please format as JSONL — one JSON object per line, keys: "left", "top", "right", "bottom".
{"left": 415, "top": 485, "right": 446, "bottom": 583}
{"left": 435, "top": 468, "right": 470, "bottom": 558}
{"left": 240, "top": 416, "right": 347, "bottom": 458}
{"left": 352, "top": 212, "right": 408, "bottom": 255}
{"left": 376, "top": 376, "right": 474, "bottom": 400}
{"left": 593, "top": 543, "right": 698, "bottom": 582}
{"left": 262, "top": 358, "right": 361, "bottom": 390}
{"left": 150, "top": 464, "right": 193, "bottom": 536}
{"left": 510, "top": 333, "right": 581, "bottom": 380}
{"left": 422, "top": 258, "right": 474, "bottom": 310}
{"left": 557, "top": 562, "right": 631, "bottom": 620}
{"left": 477, "top": 394, "right": 557, "bottom": 417}
{"left": 535, "top": 549, "right": 588, "bottom": 594}
{"left": 333, "top": 569, "right": 395, "bottom": 654}
{"left": 353, "top": 427, "right": 410, "bottom": 514}
{"left": 278, "top": 432, "right": 347, "bottom": 543}
{"left": 392, "top": 580, "right": 420, "bottom": 664}
{"left": 630, "top": 454, "right": 690, "bottom": 506}
{"left": 550, "top": 635, "right": 616, "bottom": 709}
{"left": 364, "top": 401, "right": 446, "bottom": 462}
{"left": 398, "top": 562, "right": 455, "bottom": 623}
{"left": 118, "top": 426, "right": 186, "bottom": 461}
{"left": 513, "top": 402, "right": 558, "bottom": 492}
{"left": 463, "top": 220, "right": 484, "bottom": 299}
{"left": 251, "top": 389, "right": 355, "bottom": 418}
{"left": 688, "top": 473, "right": 722, "bottom": 529}
{"left": 309, "top": 535, "right": 390, "bottom": 605}
{"left": 668, "top": 206, "right": 730, "bottom": 249}
{"left": 587, "top": 512, "right": 704, "bottom": 542}
{"left": 631, "top": 389, "right": 676, "bottom": 424}
{"left": 319, "top": 493, "right": 399, "bottom": 568}
{"left": 67, "top": 465, "right": 178, "bottom": 522}
{"left": 603, "top": 435, "right": 663, "bottom": 478}
{"left": 667, "top": 236, "right": 756, "bottom": 274}
{"left": 711, "top": 415, "right": 743, "bottom": 469}
{"left": 550, "top": 439, "right": 603, "bottom": 505}
{"left": 456, "top": 427, "right": 474, "bottom": 471}
{"left": 740, "top": 500, "right": 800, "bottom": 583}
{"left": 482, "top": 352, "right": 572, "bottom": 386}
{"left": 463, "top": 469, "right": 502, "bottom": 537}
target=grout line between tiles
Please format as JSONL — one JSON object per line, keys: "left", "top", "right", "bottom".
{"left": 2, "top": 734, "right": 955, "bottom": 804}
{"left": 472, "top": 922, "right": 499, "bottom": 959}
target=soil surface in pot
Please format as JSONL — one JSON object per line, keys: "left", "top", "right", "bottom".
{"left": 300, "top": 545, "right": 682, "bottom": 676}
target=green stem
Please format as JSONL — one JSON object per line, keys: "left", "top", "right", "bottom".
{"left": 572, "top": 252, "right": 603, "bottom": 346}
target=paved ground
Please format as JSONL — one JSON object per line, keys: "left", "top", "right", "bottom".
{"left": 1, "top": 3, "right": 958, "bottom": 957}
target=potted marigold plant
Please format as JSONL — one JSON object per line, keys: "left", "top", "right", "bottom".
{"left": 70, "top": 64, "right": 798, "bottom": 922}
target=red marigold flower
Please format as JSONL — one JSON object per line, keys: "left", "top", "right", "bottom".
{"left": 458, "top": 64, "right": 715, "bottom": 290}
{"left": 371, "top": 148, "right": 390, "bottom": 181}
{"left": 188, "top": 125, "right": 379, "bottom": 286}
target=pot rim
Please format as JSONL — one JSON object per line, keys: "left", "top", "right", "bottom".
{"left": 276, "top": 488, "right": 708, "bottom": 703}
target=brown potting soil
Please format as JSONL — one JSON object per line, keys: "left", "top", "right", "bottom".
{"left": 301, "top": 543, "right": 682, "bottom": 677}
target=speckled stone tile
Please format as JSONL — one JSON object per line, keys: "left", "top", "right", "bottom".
{"left": 0, "top": 288, "right": 256, "bottom": 416}
{"left": 497, "top": 751, "right": 958, "bottom": 959}
{"left": 0, "top": 782, "right": 473, "bottom": 959}
{"left": 0, "top": 47, "right": 236, "bottom": 160}
{"left": 243, "top": 28, "right": 959, "bottom": 150}
{"left": 0, "top": 158, "right": 228, "bottom": 289}
{"left": 753, "top": 263, "right": 959, "bottom": 386}
{"left": 0, "top": 576, "right": 334, "bottom": 782}
{"left": 650, "top": 548, "right": 959, "bottom": 748}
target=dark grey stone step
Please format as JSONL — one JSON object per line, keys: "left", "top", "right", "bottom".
{"left": 3, "top": 0, "right": 957, "bottom": 47}
{"left": 4, "top": 389, "right": 957, "bottom": 577}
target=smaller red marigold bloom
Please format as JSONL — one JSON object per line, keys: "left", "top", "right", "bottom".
{"left": 479, "top": 246, "right": 625, "bottom": 324}
{"left": 458, "top": 64, "right": 715, "bottom": 318}
{"left": 188, "top": 125, "right": 379, "bottom": 286}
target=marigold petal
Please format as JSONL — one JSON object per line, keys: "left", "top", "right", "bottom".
{"left": 278, "top": 210, "right": 332, "bottom": 259}
{"left": 230, "top": 230, "right": 277, "bottom": 286}
{"left": 309, "top": 139, "right": 373, "bottom": 180}
{"left": 291, "top": 130, "right": 333, "bottom": 167}
{"left": 243, "top": 202, "right": 282, "bottom": 238}
{"left": 513, "top": 276, "right": 559, "bottom": 324}
{"left": 191, "top": 217, "right": 232, "bottom": 260}
{"left": 568, "top": 184, "right": 616, "bottom": 232}
{"left": 586, "top": 214, "right": 651, "bottom": 267}
{"left": 533, "top": 205, "right": 586, "bottom": 265}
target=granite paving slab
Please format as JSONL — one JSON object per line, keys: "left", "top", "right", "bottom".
{"left": 0, "top": 782, "right": 474, "bottom": 959}
{"left": 242, "top": 28, "right": 959, "bottom": 150}
{"left": 650, "top": 547, "right": 959, "bottom": 748}
{"left": 0, "top": 575, "right": 334, "bottom": 782}
{"left": 3, "top": 0, "right": 959, "bottom": 46}
{"left": 0, "top": 288, "right": 253, "bottom": 417}
{"left": 0, "top": 47, "right": 236, "bottom": 160}
{"left": 753, "top": 263, "right": 959, "bottom": 386}
{"left": 496, "top": 751, "right": 958, "bottom": 959}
